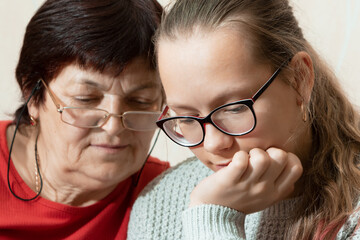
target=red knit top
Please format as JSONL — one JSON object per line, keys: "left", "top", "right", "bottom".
{"left": 0, "top": 121, "right": 169, "bottom": 239}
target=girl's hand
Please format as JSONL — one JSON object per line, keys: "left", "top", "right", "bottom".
{"left": 189, "top": 147, "right": 303, "bottom": 214}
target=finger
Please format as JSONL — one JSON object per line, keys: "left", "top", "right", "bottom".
{"left": 218, "top": 150, "right": 249, "bottom": 183}
{"left": 274, "top": 152, "right": 303, "bottom": 197}
{"left": 240, "top": 148, "right": 271, "bottom": 182}
{"left": 259, "top": 148, "right": 288, "bottom": 181}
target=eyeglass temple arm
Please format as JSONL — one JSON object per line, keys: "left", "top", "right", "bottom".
{"left": 40, "top": 79, "right": 62, "bottom": 110}
{"left": 251, "top": 59, "right": 290, "bottom": 102}
{"left": 158, "top": 106, "right": 169, "bottom": 120}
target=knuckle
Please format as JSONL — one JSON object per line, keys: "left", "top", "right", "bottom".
{"left": 249, "top": 148, "right": 263, "bottom": 156}
{"left": 255, "top": 155, "right": 268, "bottom": 166}
{"left": 232, "top": 151, "right": 249, "bottom": 168}
{"left": 287, "top": 154, "right": 303, "bottom": 176}
{"left": 249, "top": 148, "right": 269, "bottom": 166}
{"left": 267, "top": 148, "right": 288, "bottom": 162}
{"left": 232, "top": 159, "right": 248, "bottom": 171}
{"left": 292, "top": 163, "right": 304, "bottom": 178}
{"left": 288, "top": 152, "right": 302, "bottom": 165}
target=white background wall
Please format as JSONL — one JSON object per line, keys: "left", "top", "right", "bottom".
{"left": 1, "top": 0, "right": 359, "bottom": 166}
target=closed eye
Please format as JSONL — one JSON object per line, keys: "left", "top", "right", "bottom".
{"left": 223, "top": 104, "right": 248, "bottom": 114}
{"left": 73, "top": 96, "right": 102, "bottom": 105}
{"left": 125, "top": 97, "right": 160, "bottom": 109}
{"left": 178, "top": 118, "right": 197, "bottom": 125}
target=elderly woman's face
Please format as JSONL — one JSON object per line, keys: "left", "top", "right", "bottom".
{"left": 34, "top": 58, "right": 162, "bottom": 186}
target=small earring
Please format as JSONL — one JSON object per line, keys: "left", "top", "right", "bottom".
{"left": 301, "top": 103, "right": 307, "bottom": 122}
{"left": 30, "top": 115, "right": 37, "bottom": 126}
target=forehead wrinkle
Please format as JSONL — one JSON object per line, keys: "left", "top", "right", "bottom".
{"left": 124, "top": 81, "right": 161, "bottom": 94}
{"left": 73, "top": 73, "right": 118, "bottom": 92}
{"left": 76, "top": 79, "right": 109, "bottom": 91}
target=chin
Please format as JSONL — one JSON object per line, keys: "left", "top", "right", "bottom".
{"left": 91, "top": 164, "right": 136, "bottom": 184}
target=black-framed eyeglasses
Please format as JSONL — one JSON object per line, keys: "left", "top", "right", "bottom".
{"left": 156, "top": 60, "right": 289, "bottom": 147}
{"left": 41, "top": 79, "right": 161, "bottom": 131}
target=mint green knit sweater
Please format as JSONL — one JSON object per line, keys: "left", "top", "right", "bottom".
{"left": 128, "top": 157, "right": 360, "bottom": 239}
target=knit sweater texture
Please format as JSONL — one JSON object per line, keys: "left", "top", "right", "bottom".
{"left": 128, "top": 157, "right": 360, "bottom": 239}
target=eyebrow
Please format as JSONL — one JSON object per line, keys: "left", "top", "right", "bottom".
{"left": 126, "top": 82, "right": 161, "bottom": 94}
{"left": 74, "top": 78, "right": 161, "bottom": 95}
{"left": 75, "top": 79, "right": 107, "bottom": 90}
{"left": 167, "top": 87, "right": 251, "bottom": 113}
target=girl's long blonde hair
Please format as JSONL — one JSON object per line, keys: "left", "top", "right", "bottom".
{"left": 156, "top": 0, "right": 360, "bottom": 238}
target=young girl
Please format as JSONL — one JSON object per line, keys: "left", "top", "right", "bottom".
{"left": 128, "top": 0, "right": 360, "bottom": 239}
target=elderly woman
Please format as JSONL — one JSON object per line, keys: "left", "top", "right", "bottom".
{"left": 0, "top": 0, "right": 169, "bottom": 239}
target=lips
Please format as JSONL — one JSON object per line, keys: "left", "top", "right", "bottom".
{"left": 212, "top": 161, "right": 231, "bottom": 171}
{"left": 90, "top": 144, "right": 129, "bottom": 153}
{"left": 92, "top": 144, "right": 127, "bottom": 148}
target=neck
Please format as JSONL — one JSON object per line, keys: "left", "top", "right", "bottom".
{"left": 39, "top": 174, "right": 121, "bottom": 206}
{"left": 36, "top": 144, "right": 124, "bottom": 206}
{"left": 7, "top": 124, "right": 40, "bottom": 195}
{"left": 7, "top": 124, "right": 126, "bottom": 207}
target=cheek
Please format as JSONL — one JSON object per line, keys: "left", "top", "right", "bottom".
{"left": 40, "top": 103, "right": 90, "bottom": 144}
{"left": 133, "top": 131, "right": 155, "bottom": 156}
{"left": 59, "top": 126, "right": 91, "bottom": 158}
{"left": 189, "top": 147, "right": 214, "bottom": 169}
{"left": 250, "top": 100, "right": 301, "bottom": 150}
{"left": 55, "top": 122, "right": 90, "bottom": 143}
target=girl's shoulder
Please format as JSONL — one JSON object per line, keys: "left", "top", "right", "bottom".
{"left": 336, "top": 198, "right": 360, "bottom": 239}
{"left": 128, "top": 157, "right": 212, "bottom": 240}
{"left": 138, "top": 156, "right": 212, "bottom": 197}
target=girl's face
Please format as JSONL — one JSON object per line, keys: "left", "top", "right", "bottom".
{"left": 158, "top": 29, "right": 311, "bottom": 172}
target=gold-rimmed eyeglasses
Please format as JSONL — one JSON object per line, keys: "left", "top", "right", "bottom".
{"left": 40, "top": 79, "right": 161, "bottom": 131}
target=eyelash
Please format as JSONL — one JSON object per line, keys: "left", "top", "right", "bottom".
{"left": 126, "top": 98, "right": 158, "bottom": 108}
{"left": 70, "top": 96, "right": 158, "bottom": 109}
{"left": 129, "top": 99, "right": 153, "bottom": 105}
{"left": 170, "top": 111, "right": 199, "bottom": 118}
{"left": 73, "top": 96, "right": 101, "bottom": 104}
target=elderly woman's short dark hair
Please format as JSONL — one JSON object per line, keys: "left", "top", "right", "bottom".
{"left": 14, "top": 0, "right": 162, "bottom": 124}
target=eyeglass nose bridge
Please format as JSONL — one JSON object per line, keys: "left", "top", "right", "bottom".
{"left": 194, "top": 102, "right": 257, "bottom": 146}
{"left": 196, "top": 113, "right": 230, "bottom": 145}
{"left": 99, "top": 112, "right": 126, "bottom": 128}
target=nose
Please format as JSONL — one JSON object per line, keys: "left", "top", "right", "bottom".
{"left": 202, "top": 123, "right": 233, "bottom": 154}
{"left": 101, "top": 114, "right": 126, "bottom": 136}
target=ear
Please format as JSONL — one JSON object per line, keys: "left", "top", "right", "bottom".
{"left": 27, "top": 100, "right": 40, "bottom": 120}
{"left": 25, "top": 79, "right": 44, "bottom": 121}
{"left": 289, "top": 51, "right": 314, "bottom": 106}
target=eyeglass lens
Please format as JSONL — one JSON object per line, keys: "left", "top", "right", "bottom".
{"left": 162, "top": 103, "right": 255, "bottom": 146}
{"left": 122, "top": 112, "right": 161, "bottom": 131}
{"left": 61, "top": 108, "right": 160, "bottom": 131}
